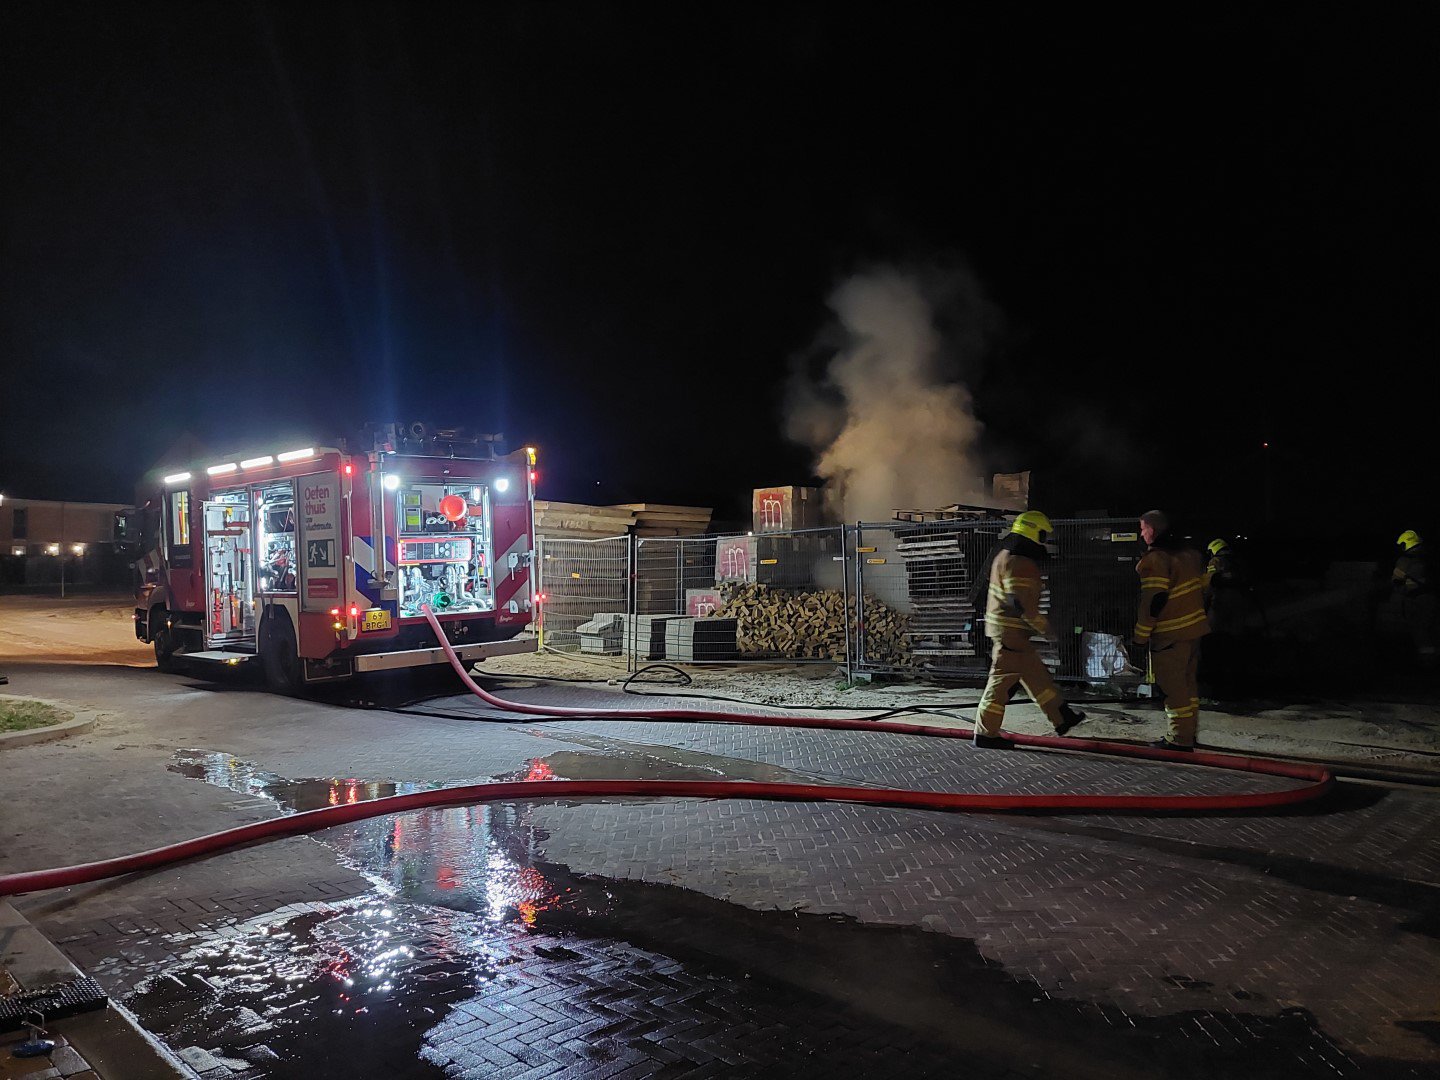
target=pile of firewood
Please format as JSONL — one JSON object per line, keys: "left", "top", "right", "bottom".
{"left": 713, "top": 582, "right": 910, "bottom": 663}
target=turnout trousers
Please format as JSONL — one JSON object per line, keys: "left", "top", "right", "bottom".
{"left": 1151, "top": 638, "right": 1201, "bottom": 746}
{"left": 976, "top": 633, "right": 1066, "bottom": 737}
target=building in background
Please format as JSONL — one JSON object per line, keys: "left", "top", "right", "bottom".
{"left": 0, "top": 495, "right": 134, "bottom": 591}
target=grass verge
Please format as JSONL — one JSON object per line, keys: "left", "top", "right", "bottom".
{"left": 0, "top": 699, "right": 73, "bottom": 733}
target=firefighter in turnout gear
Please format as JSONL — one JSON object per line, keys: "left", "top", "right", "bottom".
{"left": 1393, "top": 530, "right": 1435, "bottom": 669}
{"left": 973, "top": 511, "right": 1087, "bottom": 749}
{"left": 1133, "top": 510, "right": 1209, "bottom": 750}
{"left": 1201, "top": 537, "right": 1249, "bottom": 697}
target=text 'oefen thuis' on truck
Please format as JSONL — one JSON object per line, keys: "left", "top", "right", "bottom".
{"left": 128, "top": 427, "right": 538, "bottom": 692}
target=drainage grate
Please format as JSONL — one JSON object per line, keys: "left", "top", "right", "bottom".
{"left": 0, "top": 977, "right": 108, "bottom": 1031}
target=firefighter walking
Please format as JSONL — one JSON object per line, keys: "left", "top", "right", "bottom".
{"left": 973, "top": 512, "right": 1087, "bottom": 749}
{"left": 1132, "top": 510, "right": 1210, "bottom": 751}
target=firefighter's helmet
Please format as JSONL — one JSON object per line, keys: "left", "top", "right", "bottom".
{"left": 1208, "top": 538, "right": 1230, "bottom": 556}
{"left": 1011, "top": 511, "right": 1054, "bottom": 545}
{"left": 1398, "top": 529, "right": 1422, "bottom": 551}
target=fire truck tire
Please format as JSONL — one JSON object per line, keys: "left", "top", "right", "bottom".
{"left": 151, "top": 611, "right": 180, "bottom": 673}
{"left": 260, "top": 613, "right": 304, "bottom": 695}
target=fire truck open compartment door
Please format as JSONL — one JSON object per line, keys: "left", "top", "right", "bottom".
{"left": 395, "top": 481, "right": 497, "bottom": 619}
{"left": 202, "top": 490, "right": 254, "bottom": 647}
{"left": 255, "top": 482, "right": 298, "bottom": 597}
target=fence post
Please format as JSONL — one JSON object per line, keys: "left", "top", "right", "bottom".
{"left": 627, "top": 535, "right": 637, "bottom": 675}
{"left": 675, "top": 541, "right": 683, "bottom": 615}
{"left": 840, "top": 524, "right": 853, "bottom": 684}
{"left": 536, "top": 536, "right": 545, "bottom": 651}
{"left": 853, "top": 520, "right": 866, "bottom": 672}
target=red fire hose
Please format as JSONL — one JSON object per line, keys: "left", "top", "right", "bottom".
{"left": 0, "top": 610, "right": 1334, "bottom": 898}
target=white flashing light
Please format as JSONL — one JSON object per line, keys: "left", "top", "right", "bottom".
{"left": 163, "top": 472, "right": 192, "bottom": 485}
{"left": 72, "top": 543, "right": 86, "bottom": 555}
{"left": 494, "top": 477, "right": 511, "bottom": 493}
{"left": 383, "top": 474, "right": 401, "bottom": 491}
{"left": 207, "top": 463, "right": 238, "bottom": 476}
{"left": 241, "top": 455, "right": 275, "bottom": 469}
{"left": 277, "top": 447, "right": 316, "bottom": 462}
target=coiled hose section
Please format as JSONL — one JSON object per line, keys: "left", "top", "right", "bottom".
{"left": 0, "top": 608, "right": 1334, "bottom": 897}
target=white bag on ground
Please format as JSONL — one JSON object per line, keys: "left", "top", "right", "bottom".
{"left": 1082, "top": 631, "right": 1130, "bottom": 679}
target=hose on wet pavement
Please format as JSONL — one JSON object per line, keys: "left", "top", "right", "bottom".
{"left": 0, "top": 609, "right": 1335, "bottom": 897}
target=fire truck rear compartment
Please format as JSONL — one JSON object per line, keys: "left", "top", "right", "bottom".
{"left": 394, "top": 482, "right": 497, "bottom": 620}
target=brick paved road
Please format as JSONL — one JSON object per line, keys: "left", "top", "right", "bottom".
{"left": 2, "top": 664, "right": 1438, "bottom": 1077}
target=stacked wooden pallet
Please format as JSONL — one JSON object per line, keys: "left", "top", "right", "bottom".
{"left": 896, "top": 521, "right": 997, "bottom": 670}
{"left": 896, "top": 519, "right": 1059, "bottom": 675}
{"left": 533, "top": 501, "right": 636, "bottom": 539}
{"left": 614, "top": 503, "right": 713, "bottom": 537}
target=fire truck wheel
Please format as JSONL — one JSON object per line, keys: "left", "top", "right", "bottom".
{"left": 152, "top": 612, "right": 180, "bottom": 673}
{"left": 260, "top": 614, "right": 304, "bottom": 695}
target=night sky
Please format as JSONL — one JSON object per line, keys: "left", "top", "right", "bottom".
{"left": 2, "top": 5, "right": 1435, "bottom": 545}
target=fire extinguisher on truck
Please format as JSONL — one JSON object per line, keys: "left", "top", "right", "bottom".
{"left": 126, "top": 425, "right": 539, "bottom": 693}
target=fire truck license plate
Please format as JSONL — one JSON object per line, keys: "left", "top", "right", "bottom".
{"left": 362, "top": 609, "right": 391, "bottom": 632}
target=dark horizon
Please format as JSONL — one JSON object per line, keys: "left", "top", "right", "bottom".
{"left": 3, "top": 5, "right": 1435, "bottom": 548}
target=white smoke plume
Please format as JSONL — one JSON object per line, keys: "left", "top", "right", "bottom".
{"left": 785, "top": 263, "right": 1001, "bottom": 522}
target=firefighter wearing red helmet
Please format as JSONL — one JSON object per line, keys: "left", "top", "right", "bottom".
{"left": 972, "top": 511, "right": 1087, "bottom": 749}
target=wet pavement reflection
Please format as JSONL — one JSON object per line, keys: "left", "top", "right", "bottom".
{"left": 144, "top": 752, "right": 603, "bottom": 1076}
{"left": 130, "top": 750, "right": 1423, "bottom": 1079}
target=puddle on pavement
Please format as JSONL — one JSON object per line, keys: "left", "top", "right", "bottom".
{"left": 141, "top": 751, "right": 1425, "bottom": 1079}
{"left": 168, "top": 750, "right": 447, "bottom": 813}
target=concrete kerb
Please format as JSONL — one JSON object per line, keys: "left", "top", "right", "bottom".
{"left": 0, "top": 695, "right": 101, "bottom": 749}
{"left": 1, "top": 902, "right": 192, "bottom": 1078}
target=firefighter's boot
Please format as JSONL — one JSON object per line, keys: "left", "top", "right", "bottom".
{"left": 1054, "top": 704, "right": 1088, "bottom": 737}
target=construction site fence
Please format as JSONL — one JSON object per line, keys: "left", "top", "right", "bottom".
{"left": 533, "top": 534, "right": 631, "bottom": 654}
{"left": 535, "top": 519, "right": 1142, "bottom": 682}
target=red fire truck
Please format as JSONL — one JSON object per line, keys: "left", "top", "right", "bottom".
{"left": 131, "top": 425, "right": 538, "bottom": 691}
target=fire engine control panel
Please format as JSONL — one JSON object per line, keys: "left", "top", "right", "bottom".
{"left": 395, "top": 485, "right": 495, "bottom": 619}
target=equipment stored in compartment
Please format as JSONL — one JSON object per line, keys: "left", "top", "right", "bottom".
{"left": 395, "top": 482, "right": 494, "bottom": 619}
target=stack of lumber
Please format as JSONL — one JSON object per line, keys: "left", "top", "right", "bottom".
{"left": 613, "top": 503, "right": 712, "bottom": 537}
{"left": 713, "top": 582, "right": 910, "bottom": 663}
{"left": 533, "top": 501, "right": 635, "bottom": 539}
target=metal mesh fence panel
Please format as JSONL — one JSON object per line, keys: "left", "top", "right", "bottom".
{"left": 534, "top": 535, "right": 630, "bottom": 653}
{"left": 1047, "top": 519, "right": 1147, "bottom": 683}
{"left": 854, "top": 516, "right": 1143, "bottom": 683}
{"left": 634, "top": 528, "right": 850, "bottom": 667}
{"left": 854, "top": 516, "right": 1007, "bottom": 679}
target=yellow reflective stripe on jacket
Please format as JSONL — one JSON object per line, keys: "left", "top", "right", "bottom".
{"left": 1156, "top": 609, "right": 1208, "bottom": 632}
{"left": 986, "top": 616, "right": 1031, "bottom": 632}
{"left": 1136, "top": 546, "right": 1209, "bottom": 644}
{"left": 986, "top": 547, "right": 1048, "bottom": 636}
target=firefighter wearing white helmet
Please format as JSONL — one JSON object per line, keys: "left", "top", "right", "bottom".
{"left": 1393, "top": 530, "right": 1435, "bottom": 669}
{"left": 973, "top": 511, "right": 1087, "bottom": 749}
